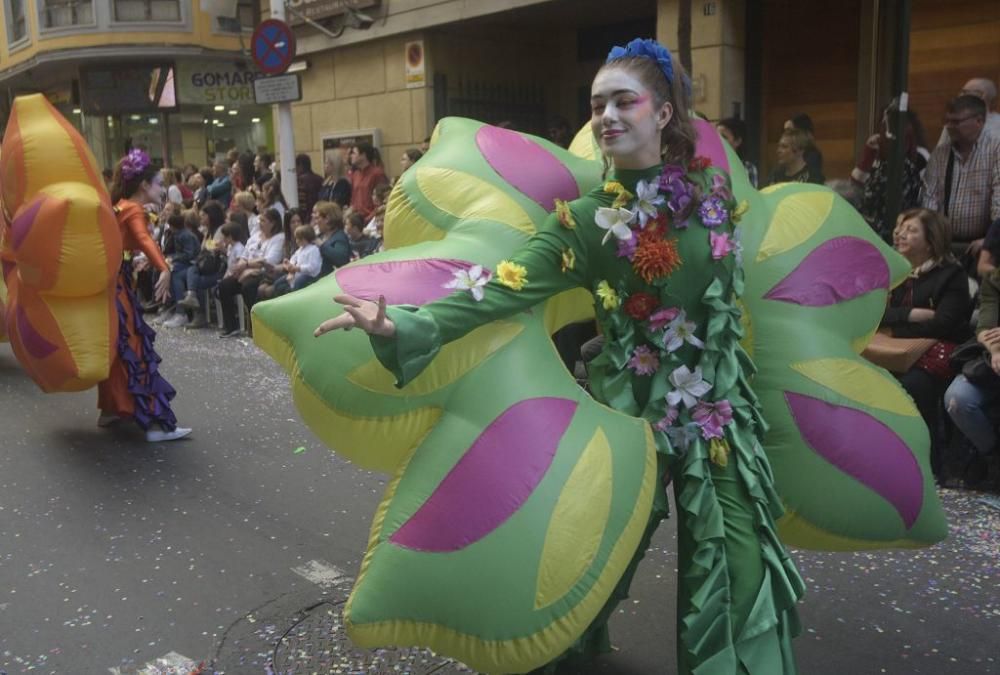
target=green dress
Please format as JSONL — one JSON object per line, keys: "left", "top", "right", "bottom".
{"left": 369, "top": 164, "right": 805, "bottom": 673}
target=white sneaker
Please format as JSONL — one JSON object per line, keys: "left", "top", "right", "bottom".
{"left": 163, "top": 312, "right": 189, "bottom": 328}
{"left": 146, "top": 427, "right": 192, "bottom": 443}
{"left": 97, "top": 413, "right": 121, "bottom": 427}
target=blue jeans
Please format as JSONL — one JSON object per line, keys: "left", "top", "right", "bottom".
{"left": 170, "top": 261, "right": 193, "bottom": 303}
{"left": 184, "top": 266, "right": 224, "bottom": 306}
{"left": 945, "top": 375, "right": 1000, "bottom": 455}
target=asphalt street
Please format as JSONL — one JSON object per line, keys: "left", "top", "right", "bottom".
{"left": 1, "top": 328, "right": 997, "bottom": 674}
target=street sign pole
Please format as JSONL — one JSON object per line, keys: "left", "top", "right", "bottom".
{"left": 267, "top": 0, "right": 299, "bottom": 209}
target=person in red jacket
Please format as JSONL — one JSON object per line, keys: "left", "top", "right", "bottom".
{"left": 348, "top": 142, "right": 389, "bottom": 220}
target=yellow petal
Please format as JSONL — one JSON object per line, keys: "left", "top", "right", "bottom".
{"left": 756, "top": 191, "right": 835, "bottom": 262}
{"left": 416, "top": 167, "right": 536, "bottom": 237}
{"left": 709, "top": 438, "right": 730, "bottom": 468}
{"left": 790, "top": 358, "right": 920, "bottom": 417}
{"left": 534, "top": 427, "right": 613, "bottom": 609}
{"left": 384, "top": 183, "right": 446, "bottom": 248}
{"left": 347, "top": 321, "right": 523, "bottom": 396}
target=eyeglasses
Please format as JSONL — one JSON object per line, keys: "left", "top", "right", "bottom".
{"left": 943, "top": 115, "right": 979, "bottom": 126}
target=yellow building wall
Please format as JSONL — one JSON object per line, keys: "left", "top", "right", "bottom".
{"left": 0, "top": 1, "right": 244, "bottom": 67}
{"left": 286, "top": 32, "right": 432, "bottom": 182}
{"left": 657, "top": 0, "right": 746, "bottom": 122}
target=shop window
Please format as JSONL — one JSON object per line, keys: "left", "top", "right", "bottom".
{"left": 215, "top": 0, "right": 256, "bottom": 33}
{"left": 40, "top": 0, "right": 94, "bottom": 28}
{"left": 114, "top": 0, "right": 181, "bottom": 22}
{"left": 5, "top": 0, "right": 28, "bottom": 43}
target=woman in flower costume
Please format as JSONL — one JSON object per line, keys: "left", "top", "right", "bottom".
{"left": 315, "top": 39, "right": 803, "bottom": 673}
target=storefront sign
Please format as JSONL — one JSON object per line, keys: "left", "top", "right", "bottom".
{"left": 254, "top": 74, "right": 302, "bottom": 104}
{"left": 286, "top": 0, "right": 377, "bottom": 25}
{"left": 405, "top": 40, "right": 425, "bottom": 89}
{"left": 177, "top": 62, "right": 260, "bottom": 107}
{"left": 322, "top": 128, "right": 381, "bottom": 156}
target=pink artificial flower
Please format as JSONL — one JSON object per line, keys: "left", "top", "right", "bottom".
{"left": 627, "top": 345, "right": 660, "bottom": 376}
{"left": 691, "top": 399, "right": 734, "bottom": 440}
{"left": 653, "top": 406, "right": 680, "bottom": 432}
{"left": 648, "top": 306, "right": 680, "bottom": 332}
{"left": 710, "top": 231, "right": 735, "bottom": 260}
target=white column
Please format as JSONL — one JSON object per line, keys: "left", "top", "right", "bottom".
{"left": 269, "top": 0, "right": 299, "bottom": 208}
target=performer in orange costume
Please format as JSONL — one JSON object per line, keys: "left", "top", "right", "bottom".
{"left": 98, "top": 149, "right": 192, "bottom": 442}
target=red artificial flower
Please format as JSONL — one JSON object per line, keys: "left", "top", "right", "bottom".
{"left": 688, "top": 156, "right": 712, "bottom": 172}
{"left": 624, "top": 292, "right": 659, "bottom": 321}
{"left": 632, "top": 225, "right": 682, "bottom": 284}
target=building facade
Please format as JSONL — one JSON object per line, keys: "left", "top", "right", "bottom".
{"left": 0, "top": 0, "right": 273, "bottom": 169}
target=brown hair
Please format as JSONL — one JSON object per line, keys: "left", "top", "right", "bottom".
{"left": 312, "top": 201, "right": 344, "bottom": 231}
{"left": 895, "top": 208, "right": 954, "bottom": 264}
{"left": 780, "top": 128, "right": 810, "bottom": 154}
{"left": 596, "top": 56, "right": 696, "bottom": 169}
{"left": 110, "top": 156, "right": 158, "bottom": 203}
{"left": 294, "top": 224, "right": 317, "bottom": 243}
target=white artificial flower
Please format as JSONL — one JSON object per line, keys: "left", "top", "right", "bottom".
{"left": 633, "top": 179, "right": 665, "bottom": 227}
{"left": 666, "top": 365, "right": 712, "bottom": 409}
{"left": 595, "top": 206, "right": 636, "bottom": 245}
{"left": 443, "top": 264, "right": 491, "bottom": 301}
{"left": 662, "top": 310, "right": 705, "bottom": 352}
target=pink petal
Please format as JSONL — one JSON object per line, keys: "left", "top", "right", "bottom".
{"left": 764, "top": 237, "right": 890, "bottom": 306}
{"left": 693, "top": 119, "right": 731, "bottom": 173}
{"left": 475, "top": 125, "right": 579, "bottom": 211}
{"left": 336, "top": 259, "right": 475, "bottom": 306}
{"left": 785, "top": 392, "right": 923, "bottom": 528}
{"left": 389, "top": 397, "right": 577, "bottom": 552}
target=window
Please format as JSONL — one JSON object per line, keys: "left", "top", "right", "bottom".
{"left": 5, "top": 0, "right": 27, "bottom": 43}
{"left": 114, "top": 0, "right": 181, "bottom": 22}
{"left": 215, "top": 0, "right": 256, "bottom": 33}
{"left": 40, "top": 0, "right": 94, "bottom": 29}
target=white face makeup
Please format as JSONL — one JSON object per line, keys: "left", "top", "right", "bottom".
{"left": 590, "top": 67, "right": 672, "bottom": 170}
{"left": 145, "top": 174, "right": 165, "bottom": 204}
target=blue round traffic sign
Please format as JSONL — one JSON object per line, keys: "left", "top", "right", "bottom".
{"left": 252, "top": 19, "right": 297, "bottom": 75}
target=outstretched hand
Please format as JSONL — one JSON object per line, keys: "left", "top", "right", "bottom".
{"left": 314, "top": 294, "right": 396, "bottom": 338}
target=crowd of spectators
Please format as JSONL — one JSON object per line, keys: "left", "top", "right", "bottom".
{"left": 132, "top": 142, "right": 423, "bottom": 338}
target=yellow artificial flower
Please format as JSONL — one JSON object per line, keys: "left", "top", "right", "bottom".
{"left": 709, "top": 438, "right": 730, "bottom": 468}
{"left": 603, "top": 181, "right": 634, "bottom": 209}
{"left": 496, "top": 260, "right": 528, "bottom": 291}
{"left": 554, "top": 199, "right": 576, "bottom": 229}
{"left": 732, "top": 200, "right": 750, "bottom": 224}
{"left": 561, "top": 248, "right": 576, "bottom": 273}
{"left": 596, "top": 280, "right": 620, "bottom": 311}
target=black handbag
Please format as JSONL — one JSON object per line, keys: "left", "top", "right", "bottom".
{"left": 195, "top": 249, "right": 222, "bottom": 276}
{"left": 950, "top": 339, "right": 1000, "bottom": 388}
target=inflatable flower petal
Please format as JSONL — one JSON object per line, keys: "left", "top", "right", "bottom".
{"left": 0, "top": 94, "right": 121, "bottom": 391}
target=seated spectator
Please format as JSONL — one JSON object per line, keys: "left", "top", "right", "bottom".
{"left": 345, "top": 211, "right": 378, "bottom": 259}
{"left": 882, "top": 208, "right": 973, "bottom": 480}
{"left": 314, "top": 201, "right": 351, "bottom": 276}
{"left": 206, "top": 160, "right": 232, "bottom": 208}
{"left": 261, "top": 177, "right": 288, "bottom": 219}
{"left": 162, "top": 213, "right": 201, "bottom": 328}
{"left": 767, "top": 128, "right": 824, "bottom": 186}
{"left": 260, "top": 225, "right": 322, "bottom": 298}
{"left": 175, "top": 169, "right": 194, "bottom": 208}
{"left": 363, "top": 183, "right": 392, "bottom": 238}
{"left": 254, "top": 152, "right": 274, "bottom": 189}
{"left": 218, "top": 208, "right": 285, "bottom": 337}
{"left": 784, "top": 112, "right": 825, "bottom": 180}
{"left": 716, "top": 117, "right": 758, "bottom": 188}
{"left": 162, "top": 168, "right": 184, "bottom": 206}
{"left": 921, "top": 94, "right": 1000, "bottom": 258}
{"left": 318, "top": 150, "right": 351, "bottom": 208}
{"left": 852, "top": 101, "right": 928, "bottom": 240}
{"left": 172, "top": 214, "right": 244, "bottom": 327}
{"left": 199, "top": 200, "right": 227, "bottom": 248}
{"left": 945, "top": 219, "right": 1000, "bottom": 488}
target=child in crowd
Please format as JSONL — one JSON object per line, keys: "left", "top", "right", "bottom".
{"left": 220, "top": 222, "right": 246, "bottom": 275}
{"left": 346, "top": 211, "right": 378, "bottom": 259}
{"left": 362, "top": 183, "right": 392, "bottom": 238}
{"left": 259, "top": 225, "right": 321, "bottom": 298}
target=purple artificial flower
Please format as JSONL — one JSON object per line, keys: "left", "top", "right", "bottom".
{"left": 710, "top": 172, "right": 733, "bottom": 201}
{"left": 698, "top": 196, "right": 729, "bottom": 228}
{"left": 627, "top": 345, "right": 660, "bottom": 376}
{"left": 691, "top": 399, "right": 734, "bottom": 440}
{"left": 658, "top": 164, "right": 686, "bottom": 191}
{"left": 648, "top": 306, "right": 680, "bottom": 332}
{"left": 616, "top": 233, "right": 638, "bottom": 260}
{"left": 653, "top": 406, "right": 680, "bottom": 432}
{"left": 120, "top": 148, "right": 151, "bottom": 181}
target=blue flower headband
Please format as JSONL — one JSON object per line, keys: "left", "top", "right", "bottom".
{"left": 606, "top": 38, "right": 675, "bottom": 88}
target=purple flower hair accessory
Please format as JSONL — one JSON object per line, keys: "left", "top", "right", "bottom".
{"left": 120, "top": 149, "right": 151, "bottom": 181}
{"left": 606, "top": 38, "right": 675, "bottom": 87}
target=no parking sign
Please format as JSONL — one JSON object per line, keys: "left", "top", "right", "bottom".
{"left": 252, "top": 19, "right": 297, "bottom": 75}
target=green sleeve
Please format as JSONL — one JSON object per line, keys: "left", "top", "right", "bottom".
{"left": 370, "top": 211, "right": 593, "bottom": 387}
